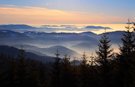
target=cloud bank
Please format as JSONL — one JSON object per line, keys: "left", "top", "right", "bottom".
{"left": 85, "top": 26, "right": 111, "bottom": 29}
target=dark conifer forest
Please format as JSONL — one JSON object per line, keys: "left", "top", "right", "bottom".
{"left": 0, "top": 23, "right": 135, "bottom": 87}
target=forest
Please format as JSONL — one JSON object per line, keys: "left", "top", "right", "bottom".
{"left": 0, "top": 22, "right": 135, "bottom": 87}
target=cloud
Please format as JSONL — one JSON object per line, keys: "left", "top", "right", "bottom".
{"left": 0, "top": 6, "right": 81, "bottom": 24}
{"left": 0, "top": 6, "right": 125, "bottom": 24}
{"left": 41, "top": 25, "right": 77, "bottom": 29}
{"left": 85, "top": 26, "right": 111, "bottom": 29}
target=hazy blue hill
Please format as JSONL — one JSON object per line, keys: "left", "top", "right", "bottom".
{"left": 0, "top": 24, "right": 37, "bottom": 29}
{"left": 80, "top": 31, "right": 97, "bottom": 35}
{"left": 72, "top": 41, "right": 98, "bottom": 49}
{"left": 41, "top": 45, "right": 80, "bottom": 57}
{"left": 13, "top": 44, "right": 80, "bottom": 58}
{"left": 85, "top": 25, "right": 111, "bottom": 29}
{"left": 0, "top": 30, "right": 125, "bottom": 45}
{"left": 0, "top": 30, "right": 126, "bottom": 56}
{"left": 80, "top": 32, "right": 99, "bottom": 38}
{"left": 0, "top": 45, "right": 55, "bottom": 63}
{"left": 99, "top": 31, "right": 125, "bottom": 44}
{"left": 14, "top": 44, "right": 48, "bottom": 56}
{"left": 0, "top": 30, "right": 32, "bottom": 46}
{"left": 23, "top": 31, "right": 98, "bottom": 41}
{"left": 0, "top": 30, "right": 28, "bottom": 38}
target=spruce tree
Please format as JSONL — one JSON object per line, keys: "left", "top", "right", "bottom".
{"left": 96, "top": 30, "right": 113, "bottom": 87}
{"left": 118, "top": 20, "right": 135, "bottom": 87}
{"left": 80, "top": 52, "right": 90, "bottom": 87}
{"left": 9, "top": 58, "right": 18, "bottom": 87}
{"left": 96, "top": 31, "right": 113, "bottom": 66}
{"left": 120, "top": 22, "right": 135, "bottom": 57}
{"left": 17, "top": 48, "right": 29, "bottom": 87}
{"left": 61, "top": 55, "right": 72, "bottom": 87}
{"left": 51, "top": 50, "right": 61, "bottom": 87}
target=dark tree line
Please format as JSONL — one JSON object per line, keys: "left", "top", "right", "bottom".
{"left": 0, "top": 22, "right": 135, "bottom": 87}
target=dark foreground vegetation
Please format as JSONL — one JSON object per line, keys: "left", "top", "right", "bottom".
{"left": 0, "top": 22, "right": 135, "bottom": 87}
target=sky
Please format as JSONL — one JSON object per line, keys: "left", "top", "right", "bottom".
{"left": 0, "top": 0, "right": 135, "bottom": 24}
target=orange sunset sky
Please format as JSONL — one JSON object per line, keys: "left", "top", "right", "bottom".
{"left": 0, "top": 0, "right": 134, "bottom": 25}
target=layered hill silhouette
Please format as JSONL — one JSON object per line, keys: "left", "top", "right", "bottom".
{"left": 0, "top": 45, "right": 55, "bottom": 63}
{"left": 0, "top": 29, "right": 125, "bottom": 55}
{"left": 0, "top": 24, "right": 37, "bottom": 29}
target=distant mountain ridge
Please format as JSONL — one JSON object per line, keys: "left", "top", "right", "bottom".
{"left": 99, "top": 31, "right": 125, "bottom": 44}
{"left": 85, "top": 25, "right": 111, "bottom": 29}
{"left": 0, "top": 24, "right": 37, "bottom": 29}
{"left": 0, "top": 45, "right": 55, "bottom": 63}
{"left": 41, "top": 45, "right": 80, "bottom": 57}
{"left": 0, "top": 29, "right": 126, "bottom": 56}
{"left": 14, "top": 45, "right": 80, "bottom": 58}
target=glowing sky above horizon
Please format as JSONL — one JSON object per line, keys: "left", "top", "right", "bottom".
{"left": 0, "top": 0, "right": 135, "bottom": 24}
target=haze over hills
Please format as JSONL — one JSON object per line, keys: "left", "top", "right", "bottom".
{"left": 0, "top": 45, "right": 55, "bottom": 63}
{"left": 0, "top": 24, "right": 126, "bottom": 58}
{"left": 100, "top": 31, "right": 124, "bottom": 44}
{"left": 0, "top": 24, "right": 114, "bottom": 33}
{"left": 85, "top": 26, "right": 111, "bottom": 29}
{"left": 14, "top": 44, "right": 80, "bottom": 58}
{"left": 0, "top": 24, "right": 37, "bottom": 30}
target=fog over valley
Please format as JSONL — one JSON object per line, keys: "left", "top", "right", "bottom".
{"left": 0, "top": 24, "right": 124, "bottom": 59}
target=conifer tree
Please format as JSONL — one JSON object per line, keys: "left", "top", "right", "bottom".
{"left": 38, "top": 63, "right": 47, "bottom": 87}
{"left": 89, "top": 54, "right": 97, "bottom": 66}
{"left": 80, "top": 52, "right": 90, "bottom": 87}
{"left": 96, "top": 30, "right": 113, "bottom": 66}
{"left": 118, "top": 20, "right": 135, "bottom": 87}
{"left": 51, "top": 49, "right": 61, "bottom": 87}
{"left": 120, "top": 21, "right": 135, "bottom": 57}
{"left": 17, "top": 48, "right": 29, "bottom": 87}
{"left": 9, "top": 58, "right": 18, "bottom": 87}
{"left": 58, "top": 55, "right": 77, "bottom": 87}
{"left": 81, "top": 52, "right": 88, "bottom": 66}
{"left": 61, "top": 55, "right": 72, "bottom": 87}
{"left": 96, "top": 30, "right": 113, "bottom": 87}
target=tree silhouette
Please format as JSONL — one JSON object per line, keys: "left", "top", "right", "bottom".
{"left": 96, "top": 30, "right": 113, "bottom": 87}
{"left": 61, "top": 55, "right": 73, "bottom": 87}
{"left": 120, "top": 21, "right": 135, "bottom": 57}
{"left": 50, "top": 50, "right": 61, "bottom": 87}
{"left": 118, "top": 20, "right": 135, "bottom": 87}
{"left": 1, "top": 21, "right": 135, "bottom": 87}
{"left": 80, "top": 52, "right": 90, "bottom": 87}
{"left": 96, "top": 31, "right": 113, "bottom": 66}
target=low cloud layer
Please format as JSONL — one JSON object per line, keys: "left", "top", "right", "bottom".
{"left": 0, "top": 24, "right": 114, "bottom": 34}
{"left": 85, "top": 26, "right": 111, "bottom": 29}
